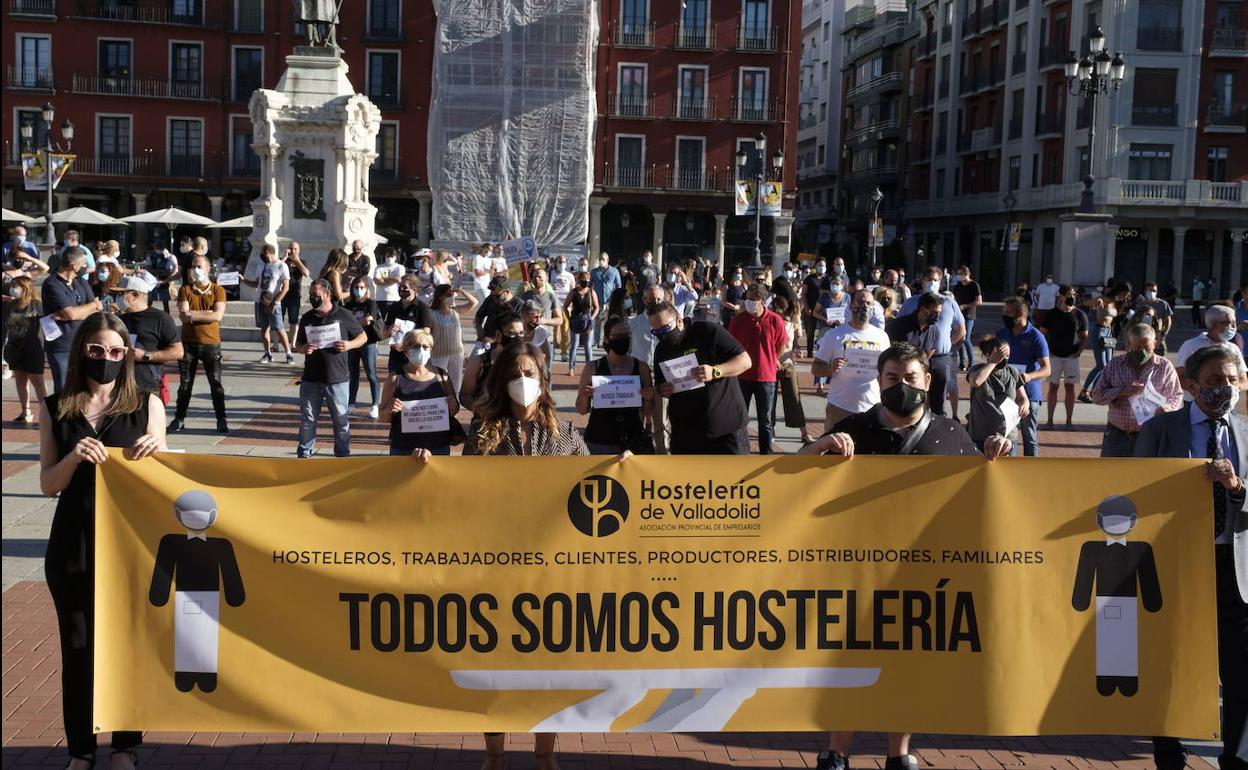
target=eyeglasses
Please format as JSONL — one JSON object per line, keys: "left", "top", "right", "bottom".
{"left": 85, "top": 343, "right": 129, "bottom": 361}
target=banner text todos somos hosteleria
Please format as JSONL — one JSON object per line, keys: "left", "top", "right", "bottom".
{"left": 94, "top": 453, "right": 1220, "bottom": 737}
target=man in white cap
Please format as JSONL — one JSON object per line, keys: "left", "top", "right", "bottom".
{"left": 148, "top": 490, "right": 245, "bottom": 693}
{"left": 117, "top": 271, "right": 182, "bottom": 405}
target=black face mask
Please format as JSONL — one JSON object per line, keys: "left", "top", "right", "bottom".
{"left": 500, "top": 333, "right": 522, "bottom": 345}
{"left": 398, "top": 287, "right": 412, "bottom": 299}
{"left": 83, "top": 357, "right": 124, "bottom": 385}
{"left": 606, "top": 337, "right": 630, "bottom": 355}
{"left": 1064, "top": 296, "right": 1076, "bottom": 307}
{"left": 880, "top": 381, "right": 927, "bottom": 416}
{"left": 1002, "top": 315, "right": 1016, "bottom": 330}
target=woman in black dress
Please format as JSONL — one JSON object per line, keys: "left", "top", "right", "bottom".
{"left": 38, "top": 312, "right": 166, "bottom": 770}
{"left": 3, "top": 275, "right": 46, "bottom": 422}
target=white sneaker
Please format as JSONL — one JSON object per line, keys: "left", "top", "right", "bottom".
{"left": 1, "top": 368, "right": 11, "bottom": 380}
{"left": 285, "top": 351, "right": 295, "bottom": 364}
{"left": 258, "top": 352, "right": 272, "bottom": 363}
{"left": 368, "top": 405, "right": 379, "bottom": 420}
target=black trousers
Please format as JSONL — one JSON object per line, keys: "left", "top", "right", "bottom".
{"left": 48, "top": 573, "right": 142, "bottom": 758}
{"left": 927, "top": 354, "right": 952, "bottom": 417}
{"left": 803, "top": 313, "right": 819, "bottom": 358}
{"left": 1154, "top": 546, "right": 1248, "bottom": 770}
{"left": 670, "top": 427, "right": 750, "bottom": 455}
{"left": 175, "top": 342, "right": 226, "bottom": 421}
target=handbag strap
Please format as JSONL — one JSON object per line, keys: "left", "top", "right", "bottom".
{"left": 896, "top": 409, "right": 934, "bottom": 455}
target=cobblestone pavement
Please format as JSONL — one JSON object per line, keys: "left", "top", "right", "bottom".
{"left": 1, "top": 304, "right": 1221, "bottom": 768}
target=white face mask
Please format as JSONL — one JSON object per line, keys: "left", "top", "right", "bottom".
{"left": 9, "top": 287, "right": 21, "bottom": 298}
{"left": 409, "top": 348, "right": 431, "bottom": 367}
{"left": 193, "top": 268, "right": 209, "bottom": 283}
{"left": 744, "top": 299, "right": 759, "bottom": 314}
{"left": 507, "top": 375, "right": 543, "bottom": 407}
{"left": 1045, "top": 278, "right": 1054, "bottom": 285}
{"left": 926, "top": 280, "right": 941, "bottom": 293}
{"left": 178, "top": 508, "right": 216, "bottom": 531}
{"left": 1099, "top": 514, "right": 1134, "bottom": 536}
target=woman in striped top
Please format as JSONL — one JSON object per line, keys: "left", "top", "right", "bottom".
{"left": 428, "top": 283, "right": 477, "bottom": 395}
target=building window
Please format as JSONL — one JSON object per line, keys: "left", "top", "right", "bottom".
{"left": 1217, "top": 2, "right": 1242, "bottom": 27}
{"left": 1207, "top": 147, "right": 1229, "bottom": 182}
{"left": 234, "top": 0, "right": 263, "bottom": 32}
{"left": 232, "top": 47, "right": 262, "bottom": 103}
{"left": 679, "top": 0, "right": 709, "bottom": 46}
{"left": 98, "top": 115, "right": 131, "bottom": 174}
{"left": 1132, "top": 69, "right": 1178, "bottom": 125}
{"left": 1212, "top": 71, "right": 1235, "bottom": 113}
{"left": 617, "top": 65, "right": 647, "bottom": 115}
{"left": 677, "top": 66, "right": 708, "bottom": 118}
{"left": 1031, "top": 153, "right": 1040, "bottom": 187}
{"left": 14, "top": 109, "right": 44, "bottom": 162}
{"left": 742, "top": 0, "right": 771, "bottom": 49}
{"left": 1128, "top": 144, "right": 1173, "bottom": 180}
{"left": 1137, "top": 0, "right": 1182, "bottom": 51}
{"left": 170, "top": 0, "right": 203, "bottom": 24}
{"left": 738, "top": 68, "right": 769, "bottom": 120}
{"left": 675, "top": 137, "right": 705, "bottom": 190}
{"left": 935, "top": 168, "right": 945, "bottom": 196}
{"left": 817, "top": 144, "right": 825, "bottom": 163}
{"left": 615, "top": 135, "right": 644, "bottom": 187}
{"left": 373, "top": 122, "right": 398, "bottom": 181}
{"left": 621, "top": 0, "right": 648, "bottom": 43}
{"left": 170, "top": 43, "right": 202, "bottom": 98}
{"left": 366, "top": 51, "right": 401, "bottom": 108}
{"left": 1008, "top": 155, "right": 1021, "bottom": 190}
{"left": 16, "top": 35, "right": 51, "bottom": 90}
{"left": 169, "top": 119, "right": 202, "bottom": 176}
{"left": 368, "top": 0, "right": 401, "bottom": 38}
{"left": 230, "top": 118, "right": 258, "bottom": 176}
{"left": 98, "top": 39, "right": 132, "bottom": 89}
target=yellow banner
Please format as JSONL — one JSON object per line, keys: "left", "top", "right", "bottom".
{"left": 95, "top": 453, "right": 1220, "bottom": 737}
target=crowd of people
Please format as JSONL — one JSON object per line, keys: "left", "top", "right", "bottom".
{"left": 2, "top": 226, "right": 1247, "bottom": 770}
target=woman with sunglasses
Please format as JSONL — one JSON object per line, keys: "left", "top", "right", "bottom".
{"left": 39, "top": 312, "right": 166, "bottom": 770}
{"left": 380, "top": 328, "right": 460, "bottom": 456}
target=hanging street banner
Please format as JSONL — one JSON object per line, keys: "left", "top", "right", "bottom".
{"left": 93, "top": 453, "right": 1219, "bottom": 737}
{"left": 869, "top": 217, "right": 886, "bottom": 248}
{"left": 1008, "top": 222, "right": 1022, "bottom": 252}
{"left": 21, "top": 151, "right": 74, "bottom": 191}
{"left": 734, "top": 181, "right": 783, "bottom": 217}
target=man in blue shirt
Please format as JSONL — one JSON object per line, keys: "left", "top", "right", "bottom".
{"left": 41, "top": 246, "right": 102, "bottom": 392}
{"left": 996, "top": 295, "right": 1051, "bottom": 456}
{"left": 3, "top": 225, "right": 39, "bottom": 264}
{"left": 893, "top": 265, "right": 966, "bottom": 417}
{"left": 589, "top": 251, "right": 621, "bottom": 349}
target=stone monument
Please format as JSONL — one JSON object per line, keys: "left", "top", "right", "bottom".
{"left": 244, "top": 1, "right": 380, "bottom": 290}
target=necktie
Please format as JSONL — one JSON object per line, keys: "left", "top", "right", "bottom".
{"left": 1207, "top": 418, "right": 1227, "bottom": 539}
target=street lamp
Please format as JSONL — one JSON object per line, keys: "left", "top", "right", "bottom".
{"left": 869, "top": 186, "right": 884, "bottom": 269}
{"left": 735, "top": 130, "right": 784, "bottom": 269}
{"left": 1065, "top": 27, "right": 1126, "bottom": 214}
{"left": 19, "top": 101, "right": 74, "bottom": 246}
{"left": 1000, "top": 190, "right": 1018, "bottom": 252}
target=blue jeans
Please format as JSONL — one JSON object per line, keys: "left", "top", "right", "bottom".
{"left": 1013, "top": 399, "right": 1041, "bottom": 457}
{"left": 348, "top": 343, "right": 379, "bottom": 407}
{"left": 958, "top": 319, "right": 976, "bottom": 368}
{"left": 46, "top": 349, "right": 70, "bottom": 394}
{"left": 569, "top": 332, "right": 592, "bottom": 368}
{"left": 739, "top": 380, "right": 777, "bottom": 454}
{"left": 1099, "top": 425, "right": 1138, "bottom": 457}
{"left": 297, "top": 381, "right": 351, "bottom": 457}
{"left": 1082, "top": 330, "right": 1114, "bottom": 391}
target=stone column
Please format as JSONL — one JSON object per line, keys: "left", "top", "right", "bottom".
{"left": 772, "top": 213, "right": 795, "bottom": 273}
{"left": 131, "top": 192, "right": 148, "bottom": 259}
{"left": 1145, "top": 225, "right": 1159, "bottom": 283}
{"left": 1171, "top": 226, "right": 1188, "bottom": 300}
{"left": 714, "top": 213, "right": 728, "bottom": 279}
{"left": 1101, "top": 221, "right": 1116, "bottom": 286}
{"left": 207, "top": 195, "right": 224, "bottom": 257}
{"left": 415, "top": 190, "right": 433, "bottom": 247}
{"left": 588, "top": 196, "right": 608, "bottom": 257}
{"left": 1231, "top": 228, "right": 1245, "bottom": 296}
{"left": 652, "top": 211, "right": 667, "bottom": 265}
{"left": 1212, "top": 228, "right": 1225, "bottom": 289}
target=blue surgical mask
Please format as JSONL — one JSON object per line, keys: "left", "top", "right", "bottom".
{"left": 1219, "top": 327, "right": 1237, "bottom": 343}
{"left": 650, "top": 323, "right": 676, "bottom": 337}
{"left": 352, "top": 287, "right": 366, "bottom": 299}
{"left": 926, "top": 280, "right": 941, "bottom": 293}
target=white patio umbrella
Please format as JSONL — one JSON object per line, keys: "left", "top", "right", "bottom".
{"left": 1, "top": 207, "right": 29, "bottom": 222}
{"left": 24, "top": 205, "right": 128, "bottom": 226}
{"left": 206, "top": 214, "right": 254, "bottom": 229}
{"left": 120, "top": 206, "right": 217, "bottom": 251}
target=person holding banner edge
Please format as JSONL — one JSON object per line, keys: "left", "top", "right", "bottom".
{"left": 39, "top": 312, "right": 167, "bottom": 770}
{"left": 576, "top": 315, "right": 655, "bottom": 455}
{"left": 380, "top": 328, "right": 459, "bottom": 456}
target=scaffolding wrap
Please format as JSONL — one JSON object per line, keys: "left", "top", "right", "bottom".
{"left": 428, "top": 0, "right": 599, "bottom": 246}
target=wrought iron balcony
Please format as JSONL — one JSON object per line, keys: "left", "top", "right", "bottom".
{"left": 1038, "top": 44, "right": 1065, "bottom": 69}
{"left": 614, "top": 21, "right": 655, "bottom": 47}
{"left": 1132, "top": 103, "right": 1177, "bottom": 127}
{"left": 1034, "top": 111, "right": 1063, "bottom": 135}
{"left": 228, "top": 79, "right": 262, "bottom": 104}
{"left": 1212, "top": 28, "right": 1248, "bottom": 53}
{"left": 1207, "top": 103, "right": 1248, "bottom": 129}
{"left": 9, "top": 0, "right": 55, "bottom": 15}
{"left": 72, "top": 0, "right": 211, "bottom": 26}
{"left": 676, "top": 22, "right": 713, "bottom": 49}
{"left": 7, "top": 65, "right": 54, "bottom": 91}
{"left": 1012, "top": 51, "right": 1027, "bottom": 75}
{"left": 846, "top": 70, "right": 902, "bottom": 99}
{"left": 607, "top": 92, "right": 655, "bottom": 119}
{"left": 671, "top": 95, "right": 718, "bottom": 120}
{"left": 1136, "top": 27, "right": 1182, "bottom": 51}
{"left": 72, "top": 73, "right": 220, "bottom": 101}
{"left": 737, "top": 25, "right": 778, "bottom": 52}
{"left": 731, "top": 97, "right": 776, "bottom": 122}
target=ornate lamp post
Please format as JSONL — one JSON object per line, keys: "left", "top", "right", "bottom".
{"left": 1065, "top": 28, "right": 1126, "bottom": 214}
{"left": 869, "top": 186, "right": 884, "bottom": 269}
{"left": 19, "top": 102, "right": 74, "bottom": 246}
{"left": 735, "top": 131, "right": 784, "bottom": 269}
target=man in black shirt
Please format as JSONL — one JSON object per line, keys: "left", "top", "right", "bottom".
{"left": 1039, "top": 285, "right": 1088, "bottom": 430}
{"left": 295, "top": 279, "right": 368, "bottom": 458}
{"left": 474, "top": 276, "right": 522, "bottom": 340}
{"left": 951, "top": 265, "right": 982, "bottom": 371}
{"left": 383, "top": 274, "right": 434, "bottom": 375}
{"left": 649, "top": 300, "right": 753, "bottom": 454}
{"left": 118, "top": 273, "right": 182, "bottom": 402}
{"left": 800, "top": 341, "right": 1008, "bottom": 770}
{"left": 802, "top": 258, "right": 829, "bottom": 358}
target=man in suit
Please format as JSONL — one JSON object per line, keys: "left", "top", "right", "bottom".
{"left": 1136, "top": 343, "right": 1248, "bottom": 770}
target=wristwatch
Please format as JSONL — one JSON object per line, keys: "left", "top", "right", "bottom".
{"left": 141, "top": 353, "right": 151, "bottom": 364}
{"left": 711, "top": 365, "right": 723, "bottom": 380}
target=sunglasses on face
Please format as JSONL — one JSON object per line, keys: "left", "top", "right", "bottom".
{"left": 85, "top": 343, "right": 129, "bottom": 361}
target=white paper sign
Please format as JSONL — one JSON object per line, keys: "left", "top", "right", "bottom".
{"left": 591, "top": 375, "right": 643, "bottom": 409}
{"left": 999, "top": 396, "right": 1021, "bottom": 437}
{"left": 216, "top": 271, "right": 240, "bottom": 286}
{"left": 401, "top": 397, "right": 451, "bottom": 434}
{"left": 841, "top": 345, "right": 881, "bottom": 379}
{"left": 659, "top": 354, "right": 705, "bottom": 393}
{"left": 305, "top": 321, "right": 342, "bottom": 350}
{"left": 389, "top": 318, "right": 416, "bottom": 347}
{"left": 39, "top": 314, "right": 62, "bottom": 342}
{"left": 825, "top": 306, "right": 847, "bottom": 324}
{"left": 501, "top": 236, "right": 537, "bottom": 264}
{"left": 1129, "top": 380, "right": 1167, "bottom": 427}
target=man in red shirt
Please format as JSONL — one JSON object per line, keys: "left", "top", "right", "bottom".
{"left": 728, "top": 284, "right": 790, "bottom": 453}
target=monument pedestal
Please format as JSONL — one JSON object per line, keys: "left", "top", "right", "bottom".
{"left": 1057, "top": 212, "right": 1116, "bottom": 288}
{"left": 243, "top": 49, "right": 381, "bottom": 298}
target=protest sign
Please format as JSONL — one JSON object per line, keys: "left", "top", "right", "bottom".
{"left": 659, "top": 354, "right": 705, "bottom": 393}
{"left": 591, "top": 375, "right": 643, "bottom": 409}
{"left": 305, "top": 322, "right": 341, "bottom": 350}
{"left": 401, "top": 398, "right": 451, "bottom": 434}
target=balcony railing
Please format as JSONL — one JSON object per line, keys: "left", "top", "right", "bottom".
{"left": 844, "top": 162, "right": 900, "bottom": 181}
{"left": 230, "top": 156, "right": 261, "bottom": 178}
{"left": 1120, "top": 180, "right": 1185, "bottom": 201}
{"left": 602, "top": 165, "right": 652, "bottom": 188}
{"left": 675, "top": 22, "right": 713, "bottom": 49}
{"left": 672, "top": 95, "right": 717, "bottom": 120}
{"left": 1136, "top": 27, "right": 1182, "bottom": 51}
{"left": 1038, "top": 44, "right": 1064, "bottom": 68}
{"left": 7, "top": 65, "right": 54, "bottom": 91}
{"left": 73, "top": 155, "right": 145, "bottom": 175}
{"left": 1133, "top": 103, "right": 1177, "bottom": 126}
{"left": 229, "top": 79, "right": 262, "bottom": 104}
{"left": 1207, "top": 103, "right": 1248, "bottom": 129}
{"left": 614, "top": 21, "right": 655, "bottom": 47}
{"left": 72, "top": 0, "right": 211, "bottom": 26}
{"left": 1212, "top": 28, "right": 1248, "bottom": 53}
{"left": 731, "top": 97, "right": 776, "bottom": 122}
{"left": 958, "top": 124, "right": 1003, "bottom": 152}
{"left": 993, "top": 0, "right": 1009, "bottom": 23}
{"left": 607, "top": 92, "right": 655, "bottom": 118}
{"left": 737, "top": 25, "right": 778, "bottom": 51}
{"left": 846, "top": 70, "right": 902, "bottom": 99}
{"left": 1035, "top": 111, "right": 1063, "bottom": 135}
{"left": 9, "top": 0, "right": 55, "bottom": 14}
{"left": 72, "top": 73, "right": 220, "bottom": 101}
{"left": 845, "top": 18, "right": 908, "bottom": 58}
{"left": 168, "top": 155, "right": 203, "bottom": 177}
{"left": 368, "top": 90, "right": 403, "bottom": 110}
{"left": 935, "top": 133, "right": 947, "bottom": 155}
{"left": 598, "top": 164, "right": 731, "bottom": 193}
{"left": 1012, "top": 51, "right": 1027, "bottom": 75}
{"left": 845, "top": 118, "right": 902, "bottom": 142}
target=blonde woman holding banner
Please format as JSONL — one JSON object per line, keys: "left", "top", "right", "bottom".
{"left": 379, "top": 328, "right": 460, "bottom": 456}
